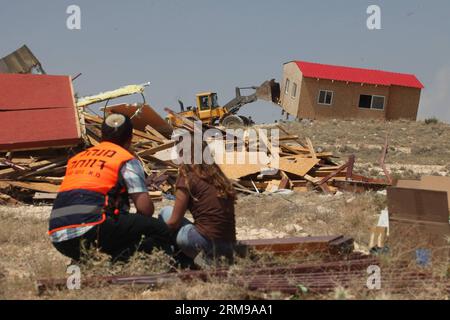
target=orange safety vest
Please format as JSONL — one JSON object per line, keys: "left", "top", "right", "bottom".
{"left": 48, "top": 142, "right": 135, "bottom": 235}
{"left": 59, "top": 141, "right": 135, "bottom": 194}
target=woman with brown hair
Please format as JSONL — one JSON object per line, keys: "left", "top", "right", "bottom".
{"left": 159, "top": 150, "right": 237, "bottom": 267}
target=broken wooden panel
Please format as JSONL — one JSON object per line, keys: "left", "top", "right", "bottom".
{"left": 0, "top": 73, "right": 81, "bottom": 151}
{"left": 106, "top": 104, "right": 173, "bottom": 138}
{"left": 275, "top": 156, "right": 319, "bottom": 177}
{"left": 0, "top": 45, "right": 45, "bottom": 74}
{"left": 217, "top": 150, "right": 270, "bottom": 180}
{"left": 219, "top": 163, "right": 264, "bottom": 180}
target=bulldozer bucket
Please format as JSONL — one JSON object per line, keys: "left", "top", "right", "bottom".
{"left": 255, "top": 79, "right": 280, "bottom": 104}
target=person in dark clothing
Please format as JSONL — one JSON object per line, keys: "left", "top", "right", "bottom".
{"left": 48, "top": 114, "right": 171, "bottom": 262}
{"left": 159, "top": 140, "right": 237, "bottom": 267}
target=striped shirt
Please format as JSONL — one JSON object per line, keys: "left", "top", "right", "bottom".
{"left": 50, "top": 158, "right": 147, "bottom": 243}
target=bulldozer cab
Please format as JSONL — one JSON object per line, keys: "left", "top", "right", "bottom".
{"left": 196, "top": 92, "right": 219, "bottom": 110}
{"left": 194, "top": 92, "right": 225, "bottom": 124}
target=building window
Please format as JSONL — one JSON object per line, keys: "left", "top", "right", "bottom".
{"left": 291, "top": 82, "right": 297, "bottom": 98}
{"left": 359, "top": 94, "right": 385, "bottom": 110}
{"left": 285, "top": 78, "right": 290, "bottom": 95}
{"left": 372, "top": 96, "right": 385, "bottom": 110}
{"left": 318, "top": 90, "right": 333, "bottom": 105}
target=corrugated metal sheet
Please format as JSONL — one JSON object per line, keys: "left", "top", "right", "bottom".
{"left": 0, "top": 73, "right": 81, "bottom": 151}
{"left": 0, "top": 45, "right": 45, "bottom": 74}
{"left": 294, "top": 61, "right": 424, "bottom": 89}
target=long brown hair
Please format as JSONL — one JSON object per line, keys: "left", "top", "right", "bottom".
{"left": 175, "top": 137, "right": 236, "bottom": 201}
{"left": 177, "top": 163, "right": 236, "bottom": 202}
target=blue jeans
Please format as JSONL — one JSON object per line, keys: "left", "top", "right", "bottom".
{"left": 158, "top": 206, "right": 234, "bottom": 261}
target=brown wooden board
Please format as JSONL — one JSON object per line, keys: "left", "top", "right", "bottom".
{"left": 276, "top": 156, "right": 319, "bottom": 177}
{"left": 236, "top": 235, "right": 346, "bottom": 256}
{"left": 106, "top": 104, "right": 173, "bottom": 138}
{"left": 387, "top": 187, "right": 449, "bottom": 223}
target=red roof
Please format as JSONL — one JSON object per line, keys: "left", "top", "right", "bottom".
{"left": 0, "top": 73, "right": 81, "bottom": 151}
{"left": 294, "top": 61, "right": 424, "bottom": 89}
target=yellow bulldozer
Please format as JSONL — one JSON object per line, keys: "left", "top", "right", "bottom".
{"left": 167, "top": 79, "right": 280, "bottom": 128}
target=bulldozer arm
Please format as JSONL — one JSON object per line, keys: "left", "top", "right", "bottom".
{"left": 255, "top": 79, "right": 280, "bottom": 104}
{"left": 223, "top": 79, "right": 281, "bottom": 114}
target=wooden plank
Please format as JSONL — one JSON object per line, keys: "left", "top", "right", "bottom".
{"left": 369, "top": 226, "right": 387, "bottom": 249}
{"left": 137, "top": 141, "right": 176, "bottom": 158}
{"left": 83, "top": 113, "right": 103, "bottom": 124}
{"left": 133, "top": 129, "right": 164, "bottom": 143}
{"left": 317, "top": 157, "right": 352, "bottom": 186}
{"left": 0, "top": 159, "right": 61, "bottom": 179}
{"left": 17, "top": 160, "right": 66, "bottom": 179}
{"left": 3, "top": 181, "right": 60, "bottom": 193}
{"left": 236, "top": 236, "right": 347, "bottom": 256}
{"left": 280, "top": 144, "right": 309, "bottom": 154}
{"left": 276, "top": 125, "right": 306, "bottom": 147}
{"left": 304, "top": 174, "right": 320, "bottom": 184}
{"left": 144, "top": 155, "right": 178, "bottom": 169}
{"left": 279, "top": 171, "right": 292, "bottom": 189}
{"left": 306, "top": 138, "right": 317, "bottom": 159}
{"left": 280, "top": 145, "right": 302, "bottom": 155}
{"left": 145, "top": 125, "right": 167, "bottom": 141}
{"left": 278, "top": 135, "right": 299, "bottom": 141}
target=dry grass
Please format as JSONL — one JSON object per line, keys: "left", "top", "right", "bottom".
{"left": 235, "top": 191, "right": 384, "bottom": 248}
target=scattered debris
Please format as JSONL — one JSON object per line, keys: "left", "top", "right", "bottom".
{"left": 0, "top": 72, "right": 390, "bottom": 205}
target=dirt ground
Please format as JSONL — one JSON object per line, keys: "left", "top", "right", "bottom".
{"left": 0, "top": 119, "right": 449, "bottom": 300}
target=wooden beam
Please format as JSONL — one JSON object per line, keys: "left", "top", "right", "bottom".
{"left": 137, "top": 141, "right": 176, "bottom": 157}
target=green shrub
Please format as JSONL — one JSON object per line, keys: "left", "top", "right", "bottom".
{"left": 425, "top": 117, "right": 439, "bottom": 125}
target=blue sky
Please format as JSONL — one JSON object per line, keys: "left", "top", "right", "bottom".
{"left": 1, "top": 0, "right": 449, "bottom": 123}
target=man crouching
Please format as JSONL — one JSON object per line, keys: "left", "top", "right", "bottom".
{"left": 48, "top": 114, "right": 171, "bottom": 262}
